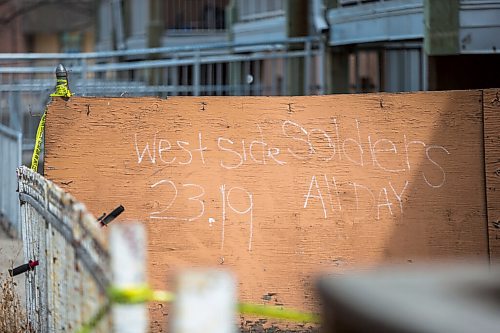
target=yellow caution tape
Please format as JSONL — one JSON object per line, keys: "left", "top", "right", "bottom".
{"left": 107, "top": 284, "right": 318, "bottom": 322}
{"left": 31, "top": 76, "right": 72, "bottom": 173}
{"left": 238, "top": 302, "right": 320, "bottom": 324}
{"left": 108, "top": 284, "right": 318, "bottom": 322}
{"left": 108, "top": 284, "right": 175, "bottom": 304}
{"left": 76, "top": 285, "right": 174, "bottom": 333}
{"left": 50, "top": 78, "right": 72, "bottom": 98}
{"left": 30, "top": 112, "right": 46, "bottom": 172}
{"left": 77, "top": 284, "right": 320, "bottom": 333}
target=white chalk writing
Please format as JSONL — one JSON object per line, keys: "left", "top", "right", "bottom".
{"left": 134, "top": 114, "right": 453, "bottom": 250}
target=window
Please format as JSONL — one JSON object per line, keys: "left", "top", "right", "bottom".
{"left": 60, "top": 31, "right": 83, "bottom": 53}
{"left": 237, "top": 0, "right": 284, "bottom": 21}
{"left": 349, "top": 50, "right": 380, "bottom": 93}
{"left": 164, "top": 0, "right": 228, "bottom": 31}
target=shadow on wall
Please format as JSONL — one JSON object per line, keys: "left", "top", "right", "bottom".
{"left": 382, "top": 90, "right": 488, "bottom": 263}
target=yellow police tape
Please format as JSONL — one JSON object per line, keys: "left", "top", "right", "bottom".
{"left": 238, "top": 302, "right": 320, "bottom": 323}
{"left": 77, "top": 284, "right": 320, "bottom": 332}
{"left": 31, "top": 78, "right": 72, "bottom": 173}
{"left": 50, "top": 78, "right": 72, "bottom": 98}
{"left": 108, "top": 284, "right": 175, "bottom": 304}
{"left": 30, "top": 112, "right": 46, "bottom": 172}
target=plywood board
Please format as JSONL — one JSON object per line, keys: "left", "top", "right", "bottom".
{"left": 45, "top": 91, "right": 488, "bottom": 330}
{"left": 483, "top": 89, "right": 500, "bottom": 262}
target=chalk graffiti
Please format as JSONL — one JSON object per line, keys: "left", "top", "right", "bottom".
{"left": 134, "top": 119, "right": 449, "bottom": 186}
{"left": 149, "top": 179, "right": 254, "bottom": 251}
{"left": 135, "top": 116, "right": 451, "bottom": 250}
{"left": 302, "top": 174, "right": 410, "bottom": 222}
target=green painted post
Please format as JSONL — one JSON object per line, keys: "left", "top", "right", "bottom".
{"left": 424, "top": 0, "right": 459, "bottom": 55}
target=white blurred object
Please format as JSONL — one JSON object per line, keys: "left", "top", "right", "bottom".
{"left": 319, "top": 263, "right": 500, "bottom": 333}
{"left": 171, "top": 270, "right": 237, "bottom": 333}
{"left": 246, "top": 74, "right": 254, "bottom": 85}
{"left": 110, "top": 223, "right": 148, "bottom": 333}
{"left": 208, "top": 217, "right": 216, "bottom": 226}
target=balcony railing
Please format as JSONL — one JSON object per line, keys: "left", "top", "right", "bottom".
{"left": 237, "top": 0, "right": 285, "bottom": 22}
{"left": 164, "top": 0, "right": 228, "bottom": 32}
{"left": 328, "top": 0, "right": 424, "bottom": 45}
{"left": 339, "top": 0, "right": 394, "bottom": 6}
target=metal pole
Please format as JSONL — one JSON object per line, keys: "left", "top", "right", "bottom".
{"left": 182, "top": 64, "right": 188, "bottom": 96}
{"left": 193, "top": 50, "right": 201, "bottom": 96}
{"left": 318, "top": 39, "right": 326, "bottom": 95}
{"left": 354, "top": 50, "right": 359, "bottom": 92}
{"left": 421, "top": 46, "right": 428, "bottom": 91}
{"left": 271, "top": 47, "right": 277, "bottom": 95}
{"left": 304, "top": 39, "right": 312, "bottom": 95}
{"left": 8, "top": 90, "right": 21, "bottom": 132}
{"left": 172, "top": 57, "right": 179, "bottom": 96}
{"left": 216, "top": 62, "right": 222, "bottom": 96}
{"left": 81, "top": 58, "right": 88, "bottom": 96}
{"left": 244, "top": 60, "right": 251, "bottom": 95}
{"left": 16, "top": 130, "right": 22, "bottom": 233}
{"left": 111, "top": 0, "right": 126, "bottom": 50}
{"left": 255, "top": 59, "right": 261, "bottom": 95}
{"left": 282, "top": 51, "right": 287, "bottom": 96}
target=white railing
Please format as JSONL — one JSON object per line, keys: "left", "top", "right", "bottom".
{"left": 0, "top": 37, "right": 323, "bottom": 98}
{"left": 0, "top": 124, "right": 22, "bottom": 237}
{"left": 0, "top": 37, "right": 325, "bottom": 153}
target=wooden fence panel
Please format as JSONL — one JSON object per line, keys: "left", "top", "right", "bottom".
{"left": 45, "top": 91, "right": 489, "bottom": 330}
{"left": 483, "top": 89, "right": 500, "bottom": 262}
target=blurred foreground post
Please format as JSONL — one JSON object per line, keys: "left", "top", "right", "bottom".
{"left": 171, "top": 270, "right": 237, "bottom": 333}
{"left": 318, "top": 264, "right": 500, "bottom": 333}
{"left": 110, "top": 223, "right": 148, "bottom": 333}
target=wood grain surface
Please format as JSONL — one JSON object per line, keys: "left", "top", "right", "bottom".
{"left": 483, "top": 89, "right": 500, "bottom": 262}
{"left": 44, "top": 91, "right": 489, "bottom": 330}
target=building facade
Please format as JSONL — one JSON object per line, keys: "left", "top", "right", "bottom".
{"left": 0, "top": 0, "right": 97, "bottom": 161}
{"left": 326, "top": 0, "right": 500, "bottom": 92}
{"left": 94, "top": 0, "right": 500, "bottom": 95}
{"left": 95, "top": 0, "right": 326, "bottom": 96}
{"left": 2, "top": 0, "right": 500, "bottom": 154}
{"left": 0, "top": 0, "right": 96, "bottom": 54}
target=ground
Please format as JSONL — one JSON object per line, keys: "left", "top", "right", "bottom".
{"left": 0, "top": 227, "right": 28, "bottom": 333}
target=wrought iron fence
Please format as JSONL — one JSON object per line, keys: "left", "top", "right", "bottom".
{"left": 0, "top": 124, "right": 22, "bottom": 237}
{"left": 17, "top": 166, "right": 111, "bottom": 332}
